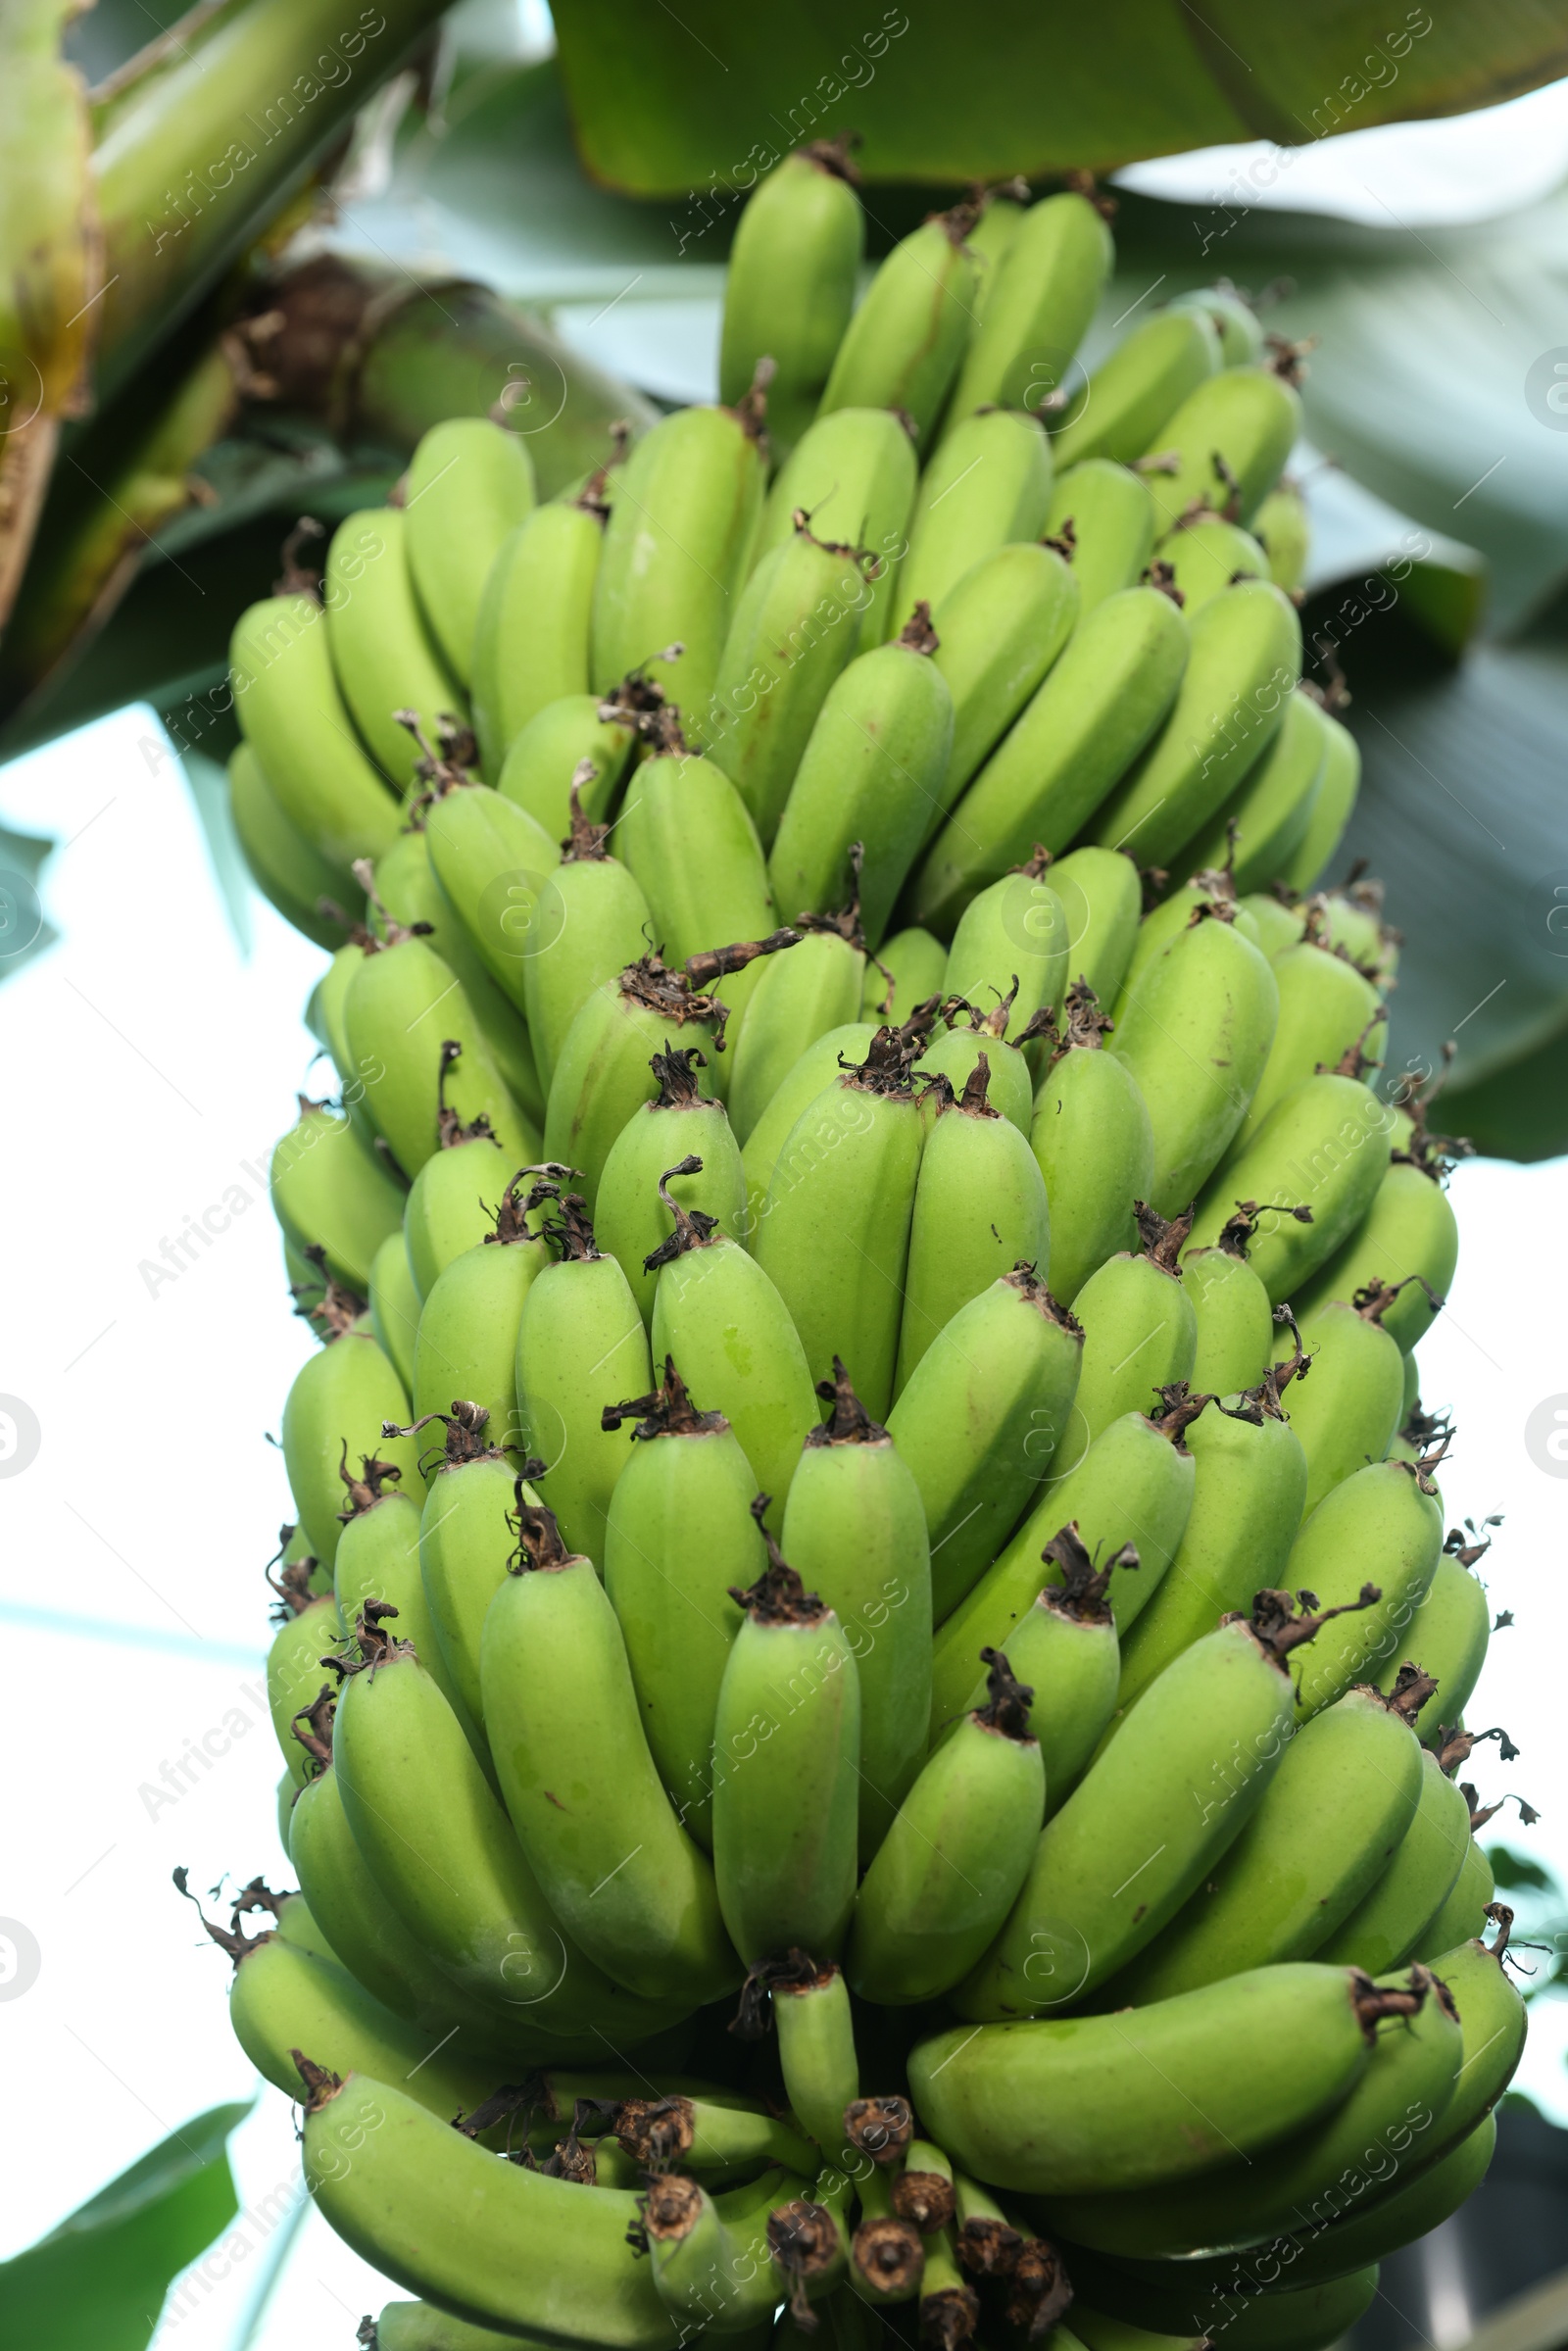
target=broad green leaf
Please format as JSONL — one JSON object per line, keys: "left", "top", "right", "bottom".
{"left": 0, "top": 2099, "right": 251, "bottom": 2351}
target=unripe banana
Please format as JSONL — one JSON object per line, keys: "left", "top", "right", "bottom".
{"left": 595, "top": 1052, "right": 746, "bottom": 1325}
{"left": 1317, "top": 1740, "right": 1472, "bottom": 1974}
{"left": 711, "top": 1528, "right": 861, "bottom": 1962}
{"left": 926, "top": 541, "right": 1081, "bottom": 838}
{"left": 405, "top": 1418, "right": 531, "bottom": 1734}
{"left": 760, "top": 1955, "right": 859, "bottom": 2156}
{"left": 497, "top": 689, "right": 638, "bottom": 838}
{"left": 1091, "top": 581, "right": 1301, "bottom": 868}
{"left": 755, "top": 406, "right": 918, "bottom": 648}
{"left": 1216, "top": 935, "right": 1386, "bottom": 1170}
{"left": 1170, "top": 283, "right": 1265, "bottom": 367}
{"left": 780, "top": 1361, "right": 933, "bottom": 1855}
{"left": 739, "top": 1019, "right": 877, "bottom": 1222}
{"left": 272, "top": 1096, "right": 407, "bottom": 1298}
{"left": 1115, "top": 866, "right": 1259, "bottom": 1004}
{"left": 333, "top": 1470, "right": 483, "bottom": 1749}
{"left": 920, "top": 1960, "right": 1398, "bottom": 2192}
{"left": 1281, "top": 712, "right": 1361, "bottom": 893}
{"left": 817, "top": 205, "right": 979, "bottom": 444}
{"left": 591, "top": 401, "right": 767, "bottom": 716}
{"left": 895, "top": 1058, "right": 1052, "bottom": 1397}
{"left": 402, "top": 1087, "right": 512, "bottom": 1298}
{"left": 1157, "top": 514, "right": 1268, "bottom": 614}
{"left": 753, "top": 1032, "right": 926, "bottom": 1420}
{"left": 543, "top": 951, "right": 729, "bottom": 1211}
{"left": 1183, "top": 1229, "right": 1274, "bottom": 1397}
{"left": 1282, "top": 1454, "right": 1446, "bottom": 1721}
{"left": 730, "top": 907, "right": 866, "bottom": 1146}
{"left": 957, "top": 1550, "right": 1119, "bottom": 1810}
{"left": 644, "top": 2167, "right": 813, "bottom": 2334}
{"left": 365, "top": 1219, "right": 420, "bottom": 1385}
{"left": 1418, "top": 1921, "right": 1528, "bottom": 2150}
{"left": 892, "top": 409, "right": 1055, "bottom": 637}
{"left": 514, "top": 1187, "right": 653, "bottom": 1561}
{"left": 325, "top": 509, "right": 466, "bottom": 791}
{"left": 769, "top": 613, "right": 955, "bottom": 949}
{"left": 1415, "top": 1833, "right": 1496, "bottom": 1960}
{"left": 943, "top": 861, "right": 1070, "bottom": 1041}
{"left": 1174, "top": 688, "right": 1331, "bottom": 896}
{"left": 966, "top": 190, "right": 1025, "bottom": 316}
{"left": 911, "top": 584, "right": 1188, "bottom": 929}
{"left": 1065, "top": 2247, "right": 1381, "bottom": 2338}
{"left": 1029, "top": 988, "right": 1155, "bottom": 1306}
{"left": 1376, "top": 1534, "right": 1494, "bottom": 1741}
{"left": 404, "top": 417, "right": 536, "bottom": 686}
{"left": 1240, "top": 888, "right": 1308, "bottom": 958}
{"left": 861, "top": 927, "right": 947, "bottom": 1023}
{"left": 1309, "top": 879, "right": 1399, "bottom": 985}
{"left": 1048, "top": 847, "right": 1145, "bottom": 1007}
{"left": 268, "top": 1579, "right": 343, "bottom": 1787}
{"left": 616, "top": 737, "right": 781, "bottom": 1031}
{"left": 850, "top": 2163, "right": 925, "bottom": 2307}
{"left": 720, "top": 143, "right": 864, "bottom": 460}
{"left": 228, "top": 742, "right": 352, "bottom": 945}
{"left": 913, "top": 999, "right": 1036, "bottom": 1134}
{"left": 1293, "top": 1153, "right": 1459, "bottom": 1353}
{"left": 230, "top": 594, "right": 401, "bottom": 871}
{"left": 471, "top": 488, "right": 608, "bottom": 776}
{"left": 481, "top": 1497, "right": 739, "bottom": 2003}
{"left": 413, "top": 1186, "right": 550, "bottom": 1461}
{"left": 943, "top": 189, "right": 1112, "bottom": 429}
{"left": 887, "top": 1266, "right": 1084, "bottom": 1623}
{"left": 370, "top": 2305, "right": 555, "bottom": 2350}
{"left": 1069, "top": 1209, "right": 1200, "bottom": 1450}
{"left": 603, "top": 1359, "right": 763, "bottom": 1846}
{"left": 523, "top": 785, "right": 655, "bottom": 1100}
{"left": 1254, "top": 478, "right": 1311, "bottom": 592}
{"left": 849, "top": 1653, "right": 1044, "bottom": 2010}
{"left": 1285, "top": 1293, "right": 1408, "bottom": 1517}
{"left": 1044, "top": 459, "right": 1158, "bottom": 612}
{"left": 281, "top": 1312, "right": 420, "bottom": 1564}
{"left": 1189, "top": 1069, "right": 1396, "bottom": 1302}
{"left": 1142, "top": 365, "right": 1303, "bottom": 533}
{"left": 1053, "top": 305, "right": 1220, "bottom": 467}
{"left": 421, "top": 775, "right": 561, "bottom": 1029}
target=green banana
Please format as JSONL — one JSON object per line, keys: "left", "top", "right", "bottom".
{"left": 333, "top": 1464, "right": 483, "bottom": 1747}
{"left": 272, "top": 1096, "right": 407, "bottom": 1298}
{"left": 739, "top": 1019, "right": 877, "bottom": 1223}
{"left": 755, "top": 406, "right": 918, "bottom": 649}
{"left": 779, "top": 1361, "right": 933, "bottom": 1855}
{"left": 368, "top": 1233, "right": 418, "bottom": 1397}
{"left": 603, "top": 1359, "right": 763, "bottom": 1846}
{"left": 472, "top": 486, "right": 609, "bottom": 777}
{"left": 966, "top": 188, "right": 1026, "bottom": 315}
{"left": 397, "top": 1417, "right": 527, "bottom": 1735}
{"left": 1157, "top": 514, "right": 1268, "bottom": 615}
{"left": 763, "top": 1955, "right": 859, "bottom": 2156}
{"left": 514, "top": 1186, "right": 654, "bottom": 1561}
{"left": 1115, "top": 868, "right": 1259, "bottom": 1003}
{"left": 1029, "top": 986, "right": 1155, "bottom": 1306}
{"left": 1240, "top": 889, "right": 1307, "bottom": 958}
{"left": 861, "top": 926, "right": 947, "bottom": 1024}
{"left": 281, "top": 1310, "right": 420, "bottom": 1564}
{"left": 230, "top": 593, "right": 401, "bottom": 872}
{"left": 891, "top": 408, "right": 1055, "bottom": 636}
{"left": 887, "top": 1265, "right": 1084, "bottom": 1624}
{"left": 1292, "top": 1152, "right": 1459, "bottom": 1353}
{"left": 1053, "top": 306, "right": 1220, "bottom": 468}
{"left": 1317, "top": 1739, "right": 1473, "bottom": 1973}
{"left": 325, "top": 509, "right": 466, "bottom": 792}
{"left": 1065, "top": 2252, "right": 1381, "bottom": 2346}
{"left": 421, "top": 772, "right": 562, "bottom": 1025}
{"left": 913, "top": 996, "right": 1036, "bottom": 1134}
{"left": 1049, "top": 846, "right": 1145, "bottom": 1007}
{"left": 411, "top": 1182, "right": 548, "bottom": 1458}
{"left": 1376, "top": 1531, "right": 1494, "bottom": 1741}
{"left": 919, "top": 1961, "right": 1402, "bottom": 2191}
{"left": 1174, "top": 689, "right": 1331, "bottom": 896}
{"left": 595, "top": 1050, "right": 747, "bottom": 1325}
{"left": 848, "top": 1651, "right": 1043, "bottom": 2005}
{"left": 480, "top": 1495, "right": 739, "bottom": 2004}
{"left": 616, "top": 736, "right": 782, "bottom": 1033}
{"left": 591, "top": 401, "right": 767, "bottom": 717}
{"left": 1044, "top": 459, "right": 1158, "bottom": 612}
{"left": 401, "top": 1074, "right": 513, "bottom": 1298}
{"left": 267, "top": 1569, "right": 342, "bottom": 1787}
{"left": 1170, "top": 284, "right": 1265, "bottom": 367}
{"left": 1142, "top": 365, "right": 1303, "bottom": 533}
{"left": 1282, "top": 1454, "right": 1446, "bottom": 1721}
{"left": 711, "top": 1523, "right": 861, "bottom": 1963}
{"left": 957, "top": 1543, "right": 1119, "bottom": 1810}
{"left": 1217, "top": 936, "right": 1386, "bottom": 1170}
{"left": 542, "top": 950, "right": 730, "bottom": 1212}
{"left": 769, "top": 612, "right": 955, "bottom": 949}
{"left": 1069, "top": 1209, "right": 1200, "bottom": 1450}
{"left": 1285, "top": 1292, "right": 1408, "bottom": 1518}
{"left": 1091, "top": 581, "right": 1301, "bottom": 868}
{"left": 404, "top": 417, "right": 536, "bottom": 686}
{"left": 1419, "top": 1919, "right": 1529, "bottom": 2145}
{"left": 1415, "top": 1828, "right": 1496, "bottom": 1960}
{"left": 850, "top": 2163, "right": 924, "bottom": 2305}
{"left": 926, "top": 540, "right": 1081, "bottom": 840}
{"left": 370, "top": 2304, "right": 557, "bottom": 2351}
{"left": 942, "top": 861, "right": 1071, "bottom": 1041}
{"left": 643, "top": 2167, "right": 804, "bottom": 2334}
{"left": 894, "top": 1056, "right": 1052, "bottom": 1397}
{"left": 944, "top": 188, "right": 1112, "bottom": 428}
{"left": 719, "top": 141, "right": 864, "bottom": 461}
{"left": 1306, "top": 881, "right": 1399, "bottom": 985}
{"left": 730, "top": 900, "right": 866, "bottom": 1145}
{"left": 1280, "top": 714, "right": 1361, "bottom": 894}
{"left": 1183, "top": 1227, "right": 1274, "bottom": 1397}
{"left": 523, "top": 782, "right": 655, "bottom": 1101}
{"left": 228, "top": 742, "right": 353, "bottom": 945}
{"left": 911, "top": 585, "right": 1188, "bottom": 929}
{"left": 1189, "top": 1067, "right": 1396, "bottom": 1303}
{"left": 753, "top": 1030, "right": 925, "bottom": 1419}
{"left": 497, "top": 688, "right": 638, "bottom": 837}
{"left": 1255, "top": 479, "right": 1311, "bottom": 592}
{"left": 817, "top": 204, "right": 979, "bottom": 444}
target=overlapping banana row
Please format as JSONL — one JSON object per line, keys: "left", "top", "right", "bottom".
{"left": 192, "top": 151, "right": 1532, "bottom": 2351}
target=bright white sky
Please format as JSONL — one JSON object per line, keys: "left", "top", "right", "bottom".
{"left": 3, "top": 53, "right": 1568, "bottom": 2351}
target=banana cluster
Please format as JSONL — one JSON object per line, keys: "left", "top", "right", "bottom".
{"left": 207, "top": 152, "right": 1526, "bottom": 2351}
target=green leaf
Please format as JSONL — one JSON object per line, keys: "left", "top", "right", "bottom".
{"left": 0, "top": 2100, "right": 251, "bottom": 2351}
{"left": 547, "top": 2, "right": 1568, "bottom": 193}
{"left": 1488, "top": 1843, "right": 1558, "bottom": 1894}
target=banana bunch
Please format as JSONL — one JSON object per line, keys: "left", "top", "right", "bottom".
{"left": 204, "top": 150, "right": 1532, "bottom": 2351}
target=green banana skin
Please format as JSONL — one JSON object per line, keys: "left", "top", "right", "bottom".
{"left": 335, "top": 1479, "right": 484, "bottom": 1749}
{"left": 710, "top": 1560, "right": 862, "bottom": 1962}
{"left": 272, "top": 1097, "right": 407, "bottom": 1298}
{"left": 334, "top": 1644, "right": 687, "bottom": 2041}
{"left": 1069, "top": 1224, "right": 1200, "bottom": 1456}
{"left": 1281, "top": 714, "right": 1361, "bottom": 894}
{"left": 405, "top": 417, "right": 536, "bottom": 687}
{"left": 850, "top": 2164, "right": 924, "bottom": 2307}
{"left": 913, "top": 1008, "right": 1035, "bottom": 1135}
{"left": 894, "top": 1060, "right": 1052, "bottom": 1397}
{"left": 1063, "top": 2254, "right": 1380, "bottom": 2348}
{"left": 943, "top": 866, "right": 1070, "bottom": 1043}
{"left": 768, "top": 1958, "right": 860, "bottom": 2156}
{"left": 891, "top": 409, "right": 1055, "bottom": 638}
{"left": 472, "top": 495, "right": 606, "bottom": 778}
{"left": 1157, "top": 514, "right": 1268, "bottom": 615}
{"left": 1030, "top": 1002, "right": 1155, "bottom": 1307}
{"left": 230, "top": 595, "right": 401, "bottom": 872}
{"left": 1116, "top": 871, "right": 1260, "bottom": 1006}
{"left": 1317, "top": 1745, "right": 1472, "bottom": 1974}
{"left": 268, "top": 1589, "right": 343, "bottom": 1786}
{"left": 645, "top": 2167, "right": 804, "bottom": 2333}
{"left": 228, "top": 742, "right": 354, "bottom": 945}
{"left": 1173, "top": 689, "right": 1329, "bottom": 895}
{"left": 481, "top": 1501, "right": 739, "bottom": 2004}
{"left": 730, "top": 928, "right": 865, "bottom": 1147}
{"left": 911, "top": 586, "right": 1188, "bottom": 930}
{"left": 414, "top": 1222, "right": 547, "bottom": 1465}
{"left": 1054, "top": 306, "right": 1220, "bottom": 468}
{"left": 1106, "top": 1686, "right": 1426, "bottom": 2006}
{"left": 849, "top": 1656, "right": 1044, "bottom": 2005}
{"left": 302, "top": 2072, "right": 682, "bottom": 2348}
{"left": 1293, "top": 1158, "right": 1458, "bottom": 1353}
{"left": 1285, "top": 1297, "right": 1406, "bottom": 1518}
{"left": 372, "top": 2303, "right": 559, "bottom": 2351}
{"left": 739, "top": 1021, "right": 876, "bottom": 1224}
{"left": 649, "top": 1218, "right": 817, "bottom": 1531}
{"left": 273, "top": 1889, "right": 335, "bottom": 1961}
{"left": 595, "top": 1056, "right": 746, "bottom": 1325}
{"left": 524, "top": 799, "right": 655, "bottom": 1101}
{"left": 1183, "top": 1243, "right": 1273, "bottom": 1396}
{"left": 752, "top": 1042, "right": 925, "bottom": 1421}
{"left": 818, "top": 207, "right": 979, "bottom": 444}
{"left": 926, "top": 541, "right": 1080, "bottom": 840}
{"left": 498, "top": 691, "right": 636, "bottom": 838}
{"left": 1255, "top": 481, "right": 1311, "bottom": 592}
{"left": 780, "top": 1362, "right": 933, "bottom": 1857}
{"left": 1142, "top": 366, "right": 1303, "bottom": 533}
{"left": 917, "top": 1962, "right": 1384, "bottom": 2192}
{"left": 965, "top": 192, "right": 1025, "bottom": 316}
{"left": 959, "top": 1560, "right": 1119, "bottom": 1812}
{"left": 422, "top": 779, "right": 561, "bottom": 1023}
{"left": 769, "top": 617, "right": 955, "bottom": 950}
{"left": 325, "top": 509, "right": 466, "bottom": 791}
{"left": 1240, "top": 890, "right": 1308, "bottom": 959}
{"left": 1217, "top": 940, "right": 1385, "bottom": 1171}
{"left": 616, "top": 746, "right": 782, "bottom": 1039}
{"left": 861, "top": 927, "right": 947, "bottom": 1024}
{"left": 1414, "top": 1834, "right": 1495, "bottom": 1961}
{"left": 403, "top": 1125, "right": 511, "bottom": 1299}
{"left": 1048, "top": 847, "right": 1145, "bottom": 1007}
{"left": 888, "top": 1266, "right": 1084, "bottom": 1625}
{"left": 369, "top": 1232, "right": 421, "bottom": 1396}
{"left": 415, "top": 1439, "right": 532, "bottom": 1741}
{"left": 543, "top": 955, "right": 728, "bottom": 1213}
{"left": 281, "top": 1319, "right": 420, "bottom": 1564}
{"left": 591, "top": 402, "right": 766, "bottom": 717}
{"left": 755, "top": 407, "right": 918, "bottom": 650}
{"left": 1115, "top": 1383, "right": 1308, "bottom": 1717}
{"left": 1171, "top": 284, "right": 1266, "bottom": 367}
{"left": 1189, "top": 1073, "right": 1396, "bottom": 1302}
{"left": 1376, "top": 1547, "right": 1491, "bottom": 1741}
{"left": 603, "top": 1363, "right": 762, "bottom": 1848}
{"left": 930, "top": 1403, "right": 1199, "bottom": 1736}
{"left": 720, "top": 144, "right": 864, "bottom": 461}
{"left": 1091, "top": 581, "right": 1302, "bottom": 869}
{"left": 944, "top": 189, "right": 1112, "bottom": 428}
{"left": 344, "top": 926, "right": 535, "bottom": 1180}
{"left": 1282, "top": 1456, "right": 1446, "bottom": 1721}
{"left": 1045, "top": 460, "right": 1158, "bottom": 613}
{"left": 1417, "top": 1929, "right": 1528, "bottom": 2147}
{"left": 514, "top": 1200, "right": 653, "bottom": 1562}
